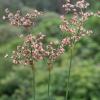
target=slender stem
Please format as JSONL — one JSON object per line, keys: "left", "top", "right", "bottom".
{"left": 31, "top": 66, "right": 36, "bottom": 100}
{"left": 48, "top": 69, "right": 51, "bottom": 100}
{"left": 65, "top": 47, "right": 73, "bottom": 100}
{"left": 29, "top": 39, "right": 36, "bottom": 100}
{"left": 48, "top": 62, "right": 53, "bottom": 100}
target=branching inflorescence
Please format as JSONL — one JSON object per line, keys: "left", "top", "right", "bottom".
{"left": 3, "top": 8, "right": 65, "bottom": 100}
{"left": 11, "top": 33, "right": 46, "bottom": 65}
{"left": 3, "top": 8, "right": 41, "bottom": 28}
{"left": 60, "top": 0, "right": 100, "bottom": 100}
{"left": 3, "top": 8, "right": 43, "bottom": 100}
{"left": 60, "top": 0, "right": 100, "bottom": 45}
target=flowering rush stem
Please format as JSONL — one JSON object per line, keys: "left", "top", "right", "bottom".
{"left": 47, "top": 62, "right": 53, "bottom": 100}
{"left": 48, "top": 69, "right": 51, "bottom": 100}
{"left": 31, "top": 66, "right": 36, "bottom": 100}
{"left": 66, "top": 46, "right": 73, "bottom": 100}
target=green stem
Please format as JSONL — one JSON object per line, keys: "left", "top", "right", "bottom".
{"left": 66, "top": 47, "right": 73, "bottom": 100}
{"left": 48, "top": 69, "right": 51, "bottom": 100}
{"left": 31, "top": 66, "right": 36, "bottom": 100}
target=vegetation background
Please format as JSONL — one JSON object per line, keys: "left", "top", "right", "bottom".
{"left": 0, "top": 0, "right": 100, "bottom": 100}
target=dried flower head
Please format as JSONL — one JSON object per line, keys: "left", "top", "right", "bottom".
{"left": 7, "top": 33, "right": 65, "bottom": 66}
{"left": 60, "top": 0, "right": 100, "bottom": 46}
{"left": 63, "top": 0, "right": 90, "bottom": 12}
{"left": 45, "top": 42, "right": 65, "bottom": 62}
{"left": 10, "top": 33, "right": 46, "bottom": 65}
{"left": 3, "top": 8, "right": 41, "bottom": 28}
{"left": 3, "top": 9, "right": 65, "bottom": 66}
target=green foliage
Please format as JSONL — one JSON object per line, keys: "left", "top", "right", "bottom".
{"left": 0, "top": 24, "right": 22, "bottom": 45}
{"left": 0, "top": 64, "right": 100, "bottom": 100}
{"left": 52, "top": 66, "right": 100, "bottom": 100}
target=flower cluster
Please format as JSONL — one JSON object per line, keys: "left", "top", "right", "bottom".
{"left": 6, "top": 33, "right": 65, "bottom": 65}
{"left": 11, "top": 33, "right": 46, "bottom": 65}
{"left": 60, "top": 0, "right": 100, "bottom": 46}
{"left": 3, "top": 8, "right": 41, "bottom": 28}
{"left": 46, "top": 42, "right": 65, "bottom": 62}
{"left": 63, "top": 0, "right": 90, "bottom": 12}
{"left": 3, "top": 9, "right": 65, "bottom": 65}
{"left": 76, "top": 0, "right": 90, "bottom": 9}
{"left": 4, "top": 0, "right": 100, "bottom": 66}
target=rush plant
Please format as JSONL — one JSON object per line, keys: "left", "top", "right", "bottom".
{"left": 60, "top": 0, "right": 100, "bottom": 99}
{"left": 3, "top": 0, "right": 100, "bottom": 100}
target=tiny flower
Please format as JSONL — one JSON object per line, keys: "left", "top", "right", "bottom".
{"left": 13, "top": 59, "right": 19, "bottom": 64}
{"left": 2, "top": 16, "right": 6, "bottom": 20}
{"left": 19, "top": 34, "right": 24, "bottom": 38}
{"left": 5, "top": 8, "right": 9, "bottom": 13}
{"left": 61, "top": 38, "right": 70, "bottom": 46}
{"left": 4, "top": 54, "right": 8, "bottom": 58}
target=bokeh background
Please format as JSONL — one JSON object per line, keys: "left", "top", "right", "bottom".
{"left": 0, "top": 0, "right": 100, "bottom": 100}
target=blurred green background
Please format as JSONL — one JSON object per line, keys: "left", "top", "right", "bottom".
{"left": 0, "top": 0, "right": 100, "bottom": 100}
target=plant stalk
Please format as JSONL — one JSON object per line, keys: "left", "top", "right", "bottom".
{"left": 48, "top": 69, "right": 51, "bottom": 100}
{"left": 66, "top": 47, "right": 73, "bottom": 100}
{"left": 48, "top": 62, "right": 52, "bottom": 100}
{"left": 31, "top": 66, "right": 36, "bottom": 100}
